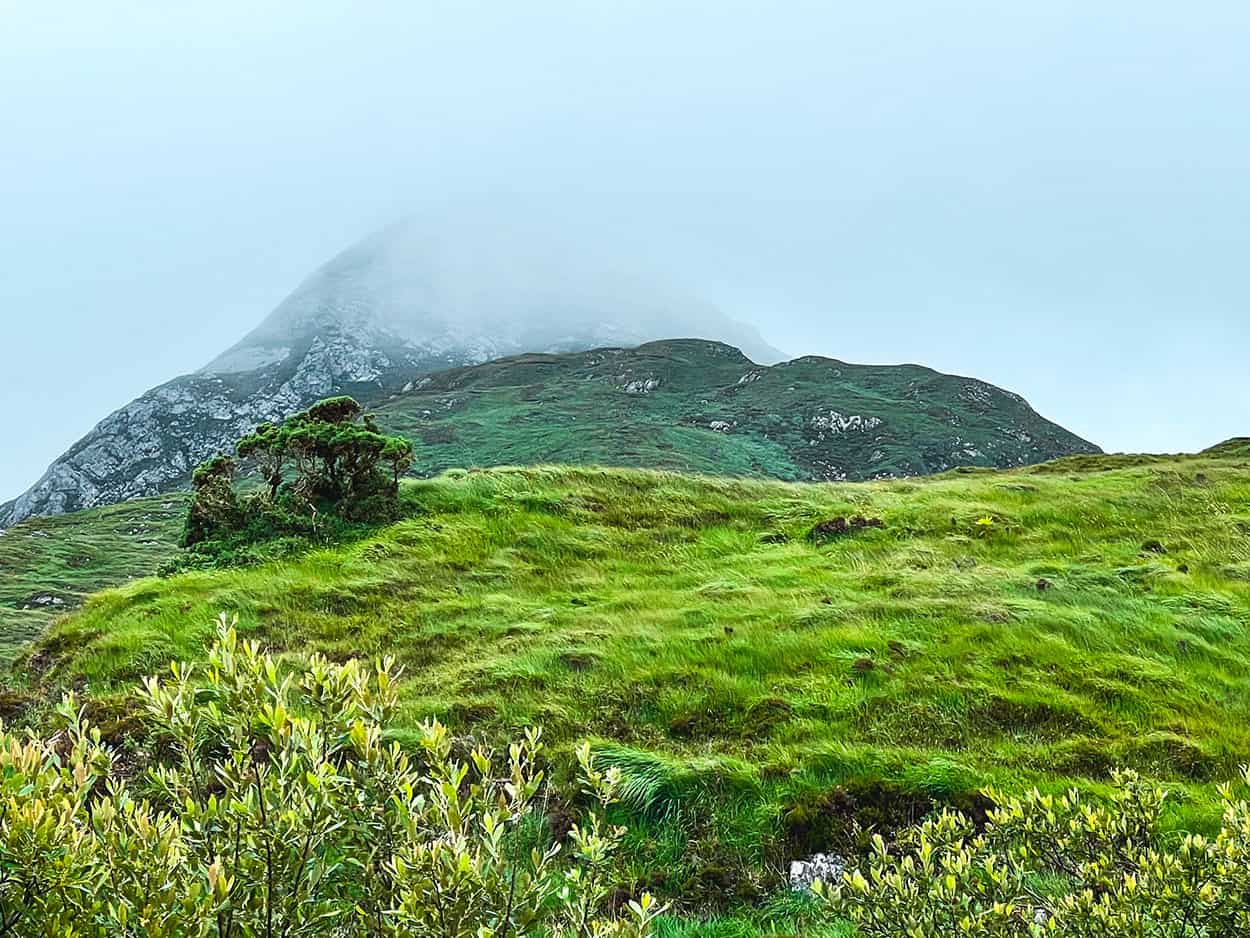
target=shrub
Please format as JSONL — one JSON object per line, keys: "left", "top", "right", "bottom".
{"left": 181, "top": 397, "right": 415, "bottom": 558}
{"left": 183, "top": 455, "right": 242, "bottom": 546}
{"left": 815, "top": 769, "right": 1250, "bottom": 936}
{"left": 0, "top": 614, "right": 663, "bottom": 936}
{"left": 232, "top": 397, "right": 413, "bottom": 514}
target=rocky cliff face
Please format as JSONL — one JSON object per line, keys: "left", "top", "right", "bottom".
{"left": 1, "top": 222, "right": 779, "bottom": 527}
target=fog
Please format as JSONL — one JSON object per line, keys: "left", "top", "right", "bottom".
{"left": 222, "top": 212, "right": 781, "bottom": 365}
{"left": 3, "top": 1, "right": 1249, "bottom": 500}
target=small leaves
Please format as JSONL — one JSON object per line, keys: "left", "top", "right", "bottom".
{"left": 819, "top": 769, "right": 1250, "bottom": 938}
{"left": 0, "top": 614, "right": 654, "bottom": 938}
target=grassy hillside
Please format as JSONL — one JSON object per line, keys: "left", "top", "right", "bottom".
{"left": 16, "top": 450, "right": 1250, "bottom": 917}
{"left": 0, "top": 495, "right": 185, "bottom": 663}
{"left": 1207, "top": 437, "right": 1250, "bottom": 459}
{"left": 372, "top": 339, "right": 1099, "bottom": 482}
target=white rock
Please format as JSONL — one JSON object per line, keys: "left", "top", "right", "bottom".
{"left": 809, "top": 411, "right": 884, "bottom": 435}
{"left": 788, "top": 853, "right": 846, "bottom": 891}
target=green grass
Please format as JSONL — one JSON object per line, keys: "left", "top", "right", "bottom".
{"left": 0, "top": 495, "right": 186, "bottom": 663}
{"left": 11, "top": 451, "right": 1250, "bottom": 919}
{"left": 1206, "top": 437, "right": 1250, "bottom": 459}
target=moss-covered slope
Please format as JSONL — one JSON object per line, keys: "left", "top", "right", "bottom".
{"left": 372, "top": 339, "right": 1099, "bottom": 482}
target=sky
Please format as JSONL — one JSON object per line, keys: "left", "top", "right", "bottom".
{"left": 2, "top": 0, "right": 1248, "bottom": 501}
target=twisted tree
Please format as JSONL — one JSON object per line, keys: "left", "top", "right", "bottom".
{"left": 184, "top": 397, "right": 414, "bottom": 547}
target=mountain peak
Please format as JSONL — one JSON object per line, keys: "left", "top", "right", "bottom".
{"left": 202, "top": 218, "right": 782, "bottom": 377}
{"left": 2, "top": 222, "right": 780, "bottom": 526}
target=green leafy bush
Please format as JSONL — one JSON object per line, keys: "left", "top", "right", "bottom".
{"left": 232, "top": 396, "right": 414, "bottom": 517}
{"left": 815, "top": 769, "right": 1250, "bottom": 936}
{"left": 183, "top": 455, "right": 243, "bottom": 547}
{"left": 0, "top": 615, "right": 662, "bottom": 936}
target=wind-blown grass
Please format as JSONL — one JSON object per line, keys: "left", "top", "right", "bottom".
{"left": 0, "top": 496, "right": 185, "bottom": 663}
{"left": 9, "top": 452, "right": 1250, "bottom": 920}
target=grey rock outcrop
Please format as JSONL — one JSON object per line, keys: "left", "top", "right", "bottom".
{"left": 789, "top": 853, "right": 846, "bottom": 892}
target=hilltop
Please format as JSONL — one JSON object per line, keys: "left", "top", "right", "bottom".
{"left": 372, "top": 339, "right": 1098, "bottom": 481}
{"left": 10, "top": 449, "right": 1250, "bottom": 912}
{"left": 2, "top": 321, "right": 1097, "bottom": 526}
{"left": 1206, "top": 438, "right": 1250, "bottom": 459}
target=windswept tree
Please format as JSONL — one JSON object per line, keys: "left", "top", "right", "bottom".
{"left": 185, "top": 397, "right": 415, "bottom": 548}
{"left": 381, "top": 434, "right": 416, "bottom": 487}
{"left": 235, "top": 421, "right": 286, "bottom": 500}
{"left": 243, "top": 396, "right": 413, "bottom": 507}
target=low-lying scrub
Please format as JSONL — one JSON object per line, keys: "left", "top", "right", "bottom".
{"left": 818, "top": 769, "right": 1250, "bottom": 936}
{"left": 0, "top": 615, "right": 662, "bottom": 936}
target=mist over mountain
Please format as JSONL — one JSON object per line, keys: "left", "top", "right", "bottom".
{"left": 1, "top": 210, "right": 1107, "bottom": 529}
{"left": 207, "top": 218, "right": 782, "bottom": 374}
{"left": 0, "top": 220, "right": 778, "bottom": 526}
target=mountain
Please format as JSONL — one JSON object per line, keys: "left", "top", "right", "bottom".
{"left": 0, "top": 221, "right": 778, "bottom": 527}
{"left": 0, "top": 340, "right": 1099, "bottom": 655}
{"left": 369, "top": 339, "right": 1100, "bottom": 481}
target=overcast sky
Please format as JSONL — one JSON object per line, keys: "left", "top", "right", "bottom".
{"left": 3, "top": 1, "right": 1248, "bottom": 501}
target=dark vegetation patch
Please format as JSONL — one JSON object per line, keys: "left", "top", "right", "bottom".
{"left": 809, "top": 515, "right": 885, "bottom": 544}
{"left": 559, "top": 651, "right": 599, "bottom": 672}
{"left": 301, "top": 586, "right": 374, "bottom": 617}
{"left": 667, "top": 697, "right": 796, "bottom": 740}
{"left": 672, "top": 859, "right": 765, "bottom": 908}
{"left": 418, "top": 425, "right": 458, "bottom": 445}
{"left": 971, "top": 694, "right": 1102, "bottom": 739}
{"left": 858, "top": 693, "right": 1103, "bottom": 749}
{"left": 0, "top": 689, "right": 32, "bottom": 723}
{"left": 444, "top": 701, "right": 498, "bottom": 726}
{"left": 782, "top": 778, "right": 995, "bottom": 856}
{"left": 82, "top": 696, "right": 148, "bottom": 749}
{"left": 171, "top": 396, "right": 413, "bottom": 573}
{"left": 1046, "top": 736, "right": 1120, "bottom": 779}
{"left": 1119, "top": 733, "right": 1224, "bottom": 782}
